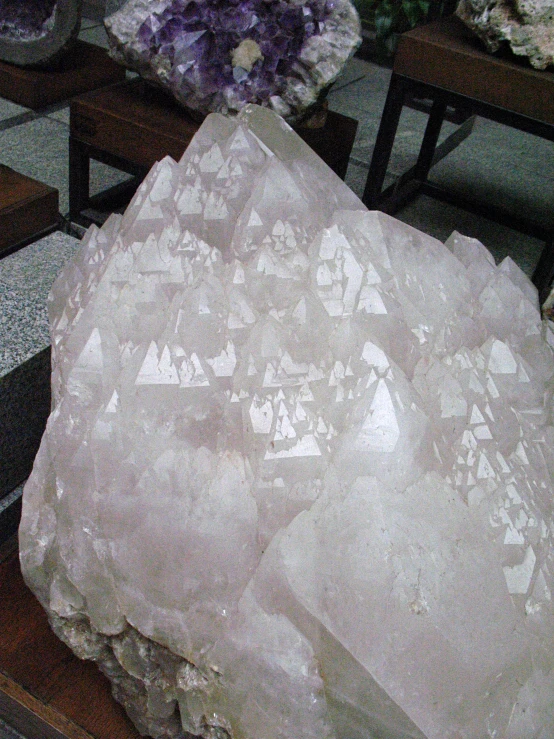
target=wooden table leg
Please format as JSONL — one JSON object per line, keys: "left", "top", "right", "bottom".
{"left": 362, "top": 73, "right": 407, "bottom": 209}
{"left": 413, "top": 96, "right": 447, "bottom": 183}
{"left": 532, "top": 236, "right": 554, "bottom": 305}
{"left": 68, "top": 137, "right": 90, "bottom": 223}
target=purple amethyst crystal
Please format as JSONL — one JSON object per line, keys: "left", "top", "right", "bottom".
{"left": 0, "top": 0, "right": 81, "bottom": 66}
{"left": 106, "top": 0, "right": 360, "bottom": 122}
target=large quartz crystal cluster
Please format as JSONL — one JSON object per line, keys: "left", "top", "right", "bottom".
{"left": 104, "top": 0, "right": 360, "bottom": 122}
{"left": 0, "top": 0, "right": 81, "bottom": 66}
{"left": 456, "top": 0, "right": 554, "bottom": 69}
{"left": 20, "top": 105, "right": 554, "bottom": 739}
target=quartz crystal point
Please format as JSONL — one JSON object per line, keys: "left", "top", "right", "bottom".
{"left": 0, "top": 0, "right": 81, "bottom": 66}
{"left": 104, "top": 0, "right": 361, "bottom": 122}
{"left": 456, "top": 0, "right": 554, "bottom": 70}
{"left": 20, "top": 105, "right": 554, "bottom": 739}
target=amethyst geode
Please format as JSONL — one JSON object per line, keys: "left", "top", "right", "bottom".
{"left": 0, "top": 0, "right": 81, "bottom": 66}
{"left": 0, "top": 0, "right": 57, "bottom": 40}
{"left": 105, "top": 0, "right": 361, "bottom": 122}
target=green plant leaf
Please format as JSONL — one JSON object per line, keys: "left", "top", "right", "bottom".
{"left": 374, "top": 0, "right": 401, "bottom": 37}
{"left": 402, "top": 0, "right": 422, "bottom": 27}
{"left": 352, "top": 0, "right": 377, "bottom": 17}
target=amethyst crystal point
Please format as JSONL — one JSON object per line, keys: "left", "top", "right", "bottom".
{"left": 105, "top": 0, "right": 361, "bottom": 121}
{"left": 20, "top": 105, "right": 554, "bottom": 739}
{"left": 0, "top": 0, "right": 81, "bottom": 66}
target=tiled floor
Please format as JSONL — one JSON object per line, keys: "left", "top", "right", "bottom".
{"left": 1, "top": 15, "right": 553, "bottom": 739}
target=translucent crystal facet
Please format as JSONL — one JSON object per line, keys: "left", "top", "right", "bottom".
{"left": 105, "top": 0, "right": 361, "bottom": 122}
{"left": 20, "top": 106, "right": 554, "bottom": 739}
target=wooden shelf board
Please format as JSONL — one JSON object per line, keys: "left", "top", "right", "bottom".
{"left": 0, "top": 41, "right": 126, "bottom": 110}
{"left": 0, "top": 166, "right": 59, "bottom": 255}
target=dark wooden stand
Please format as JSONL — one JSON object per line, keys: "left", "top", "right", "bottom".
{"left": 69, "top": 79, "right": 358, "bottom": 226}
{"left": 0, "top": 41, "right": 126, "bottom": 109}
{"left": 0, "top": 166, "right": 59, "bottom": 256}
{"left": 0, "top": 348, "right": 51, "bottom": 507}
{"left": 363, "top": 16, "right": 554, "bottom": 302}
{"left": 0, "top": 540, "right": 140, "bottom": 739}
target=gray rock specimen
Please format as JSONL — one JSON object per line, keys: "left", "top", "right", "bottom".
{"left": 104, "top": 0, "right": 361, "bottom": 123}
{"left": 0, "top": 0, "right": 82, "bottom": 67}
{"left": 456, "top": 0, "right": 554, "bottom": 69}
{"left": 20, "top": 105, "right": 554, "bottom": 739}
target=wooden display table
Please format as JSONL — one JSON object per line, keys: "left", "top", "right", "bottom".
{"left": 0, "top": 41, "right": 126, "bottom": 110}
{"left": 0, "top": 166, "right": 58, "bottom": 256}
{"left": 0, "top": 539, "right": 140, "bottom": 739}
{"left": 363, "top": 16, "right": 554, "bottom": 302}
{"left": 69, "top": 79, "right": 358, "bottom": 226}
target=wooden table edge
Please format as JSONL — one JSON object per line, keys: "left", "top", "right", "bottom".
{"left": 0, "top": 671, "right": 95, "bottom": 739}
{"left": 396, "top": 17, "right": 554, "bottom": 81}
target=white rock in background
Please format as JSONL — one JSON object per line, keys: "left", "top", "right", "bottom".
{"left": 457, "top": 0, "right": 554, "bottom": 69}
{"left": 20, "top": 105, "right": 554, "bottom": 739}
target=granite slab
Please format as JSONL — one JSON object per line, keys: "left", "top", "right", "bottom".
{"left": 0, "top": 232, "right": 81, "bottom": 519}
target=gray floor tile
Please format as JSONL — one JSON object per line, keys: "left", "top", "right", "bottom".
{"left": 90, "top": 161, "right": 134, "bottom": 202}
{"left": 0, "top": 116, "right": 131, "bottom": 213}
{"left": 0, "top": 232, "right": 80, "bottom": 374}
{"left": 79, "top": 23, "right": 109, "bottom": 49}
{"left": 0, "top": 117, "right": 69, "bottom": 207}
{"left": 336, "top": 59, "right": 552, "bottom": 281}
{"left": 46, "top": 105, "right": 70, "bottom": 125}
{"left": 328, "top": 62, "right": 392, "bottom": 114}
{"left": 332, "top": 57, "right": 368, "bottom": 92}
{"left": 0, "top": 717, "right": 26, "bottom": 739}
{"left": 0, "top": 98, "right": 28, "bottom": 122}
{"left": 81, "top": 17, "right": 102, "bottom": 29}
{"left": 399, "top": 195, "right": 544, "bottom": 278}
{"left": 430, "top": 119, "right": 554, "bottom": 227}
{"left": 345, "top": 154, "right": 543, "bottom": 279}
{"left": 353, "top": 108, "right": 554, "bottom": 233}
